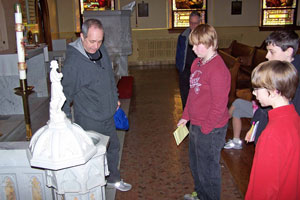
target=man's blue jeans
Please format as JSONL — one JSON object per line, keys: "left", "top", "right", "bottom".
{"left": 189, "top": 124, "right": 228, "bottom": 200}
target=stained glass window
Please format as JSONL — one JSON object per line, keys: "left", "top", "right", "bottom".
{"left": 80, "top": 0, "right": 114, "bottom": 14}
{"left": 261, "top": 0, "right": 297, "bottom": 26}
{"left": 172, "top": 0, "right": 207, "bottom": 28}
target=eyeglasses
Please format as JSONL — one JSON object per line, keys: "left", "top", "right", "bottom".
{"left": 253, "top": 87, "right": 267, "bottom": 92}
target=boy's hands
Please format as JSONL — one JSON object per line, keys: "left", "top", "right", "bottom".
{"left": 245, "top": 127, "right": 252, "bottom": 143}
{"left": 177, "top": 119, "right": 188, "bottom": 127}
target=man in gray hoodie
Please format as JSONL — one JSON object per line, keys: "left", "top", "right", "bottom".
{"left": 62, "top": 18, "right": 131, "bottom": 192}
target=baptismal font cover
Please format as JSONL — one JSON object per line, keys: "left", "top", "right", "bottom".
{"left": 27, "top": 60, "right": 109, "bottom": 199}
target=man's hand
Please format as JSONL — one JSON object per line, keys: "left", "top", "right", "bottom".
{"left": 177, "top": 119, "right": 188, "bottom": 127}
{"left": 117, "top": 100, "right": 121, "bottom": 111}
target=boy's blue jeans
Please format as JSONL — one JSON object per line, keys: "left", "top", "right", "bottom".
{"left": 189, "top": 124, "right": 228, "bottom": 200}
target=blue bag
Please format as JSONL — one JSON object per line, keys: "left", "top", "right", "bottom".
{"left": 114, "top": 108, "right": 129, "bottom": 130}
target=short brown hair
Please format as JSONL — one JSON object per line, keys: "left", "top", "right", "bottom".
{"left": 265, "top": 30, "right": 299, "bottom": 56}
{"left": 189, "top": 24, "right": 218, "bottom": 50}
{"left": 251, "top": 60, "right": 299, "bottom": 100}
{"left": 82, "top": 18, "right": 104, "bottom": 38}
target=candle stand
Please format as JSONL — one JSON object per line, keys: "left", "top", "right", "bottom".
{"left": 14, "top": 3, "right": 34, "bottom": 140}
{"left": 14, "top": 80, "right": 34, "bottom": 140}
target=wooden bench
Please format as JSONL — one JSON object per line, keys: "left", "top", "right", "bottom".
{"left": 222, "top": 40, "right": 268, "bottom": 86}
{"left": 237, "top": 48, "right": 267, "bottom": 89}
{"left": 219, "top": 49, "right": 241, "bottom": 105}
{"left": 221, "top": 40, "right": 256, "bottom": 67}
{"left": 220, "top": 40, "right": 256, "bottom": 89}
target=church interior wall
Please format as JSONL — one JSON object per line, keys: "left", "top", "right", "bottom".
{"left": 2, "top": 0, "right": 300, "bottom": 65}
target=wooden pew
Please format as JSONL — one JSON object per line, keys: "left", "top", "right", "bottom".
{"left": 240, "top": 48, "right": 267, "bottom": 76}
{"left": 219, "top": 49, "right": 241, "bottom": 105}
{"left": 237, "top": 48, "right": 267, "bottom": 89}
{"left": 220, "top": 40, "right": 256, "bottom": 67}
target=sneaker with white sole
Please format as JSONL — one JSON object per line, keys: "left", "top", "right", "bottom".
{"left": 224, "top": 139, "right": 242, "bottom": 149}
{"left": 106, "top": 180, "right": 132, "bottom": 191}
{"left": 184, "top": 191, "right": 199, "bottom": 200}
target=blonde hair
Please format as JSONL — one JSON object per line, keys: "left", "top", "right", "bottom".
{"left": 189, "top": 24, "right": 218, "bottom": 50}
{"left": 251, "top": 60, "right": 299, "bottom": 100}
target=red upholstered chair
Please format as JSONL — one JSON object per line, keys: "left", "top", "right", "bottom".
{"left": 117, "top": 76, "right": 134, "bottom": 99}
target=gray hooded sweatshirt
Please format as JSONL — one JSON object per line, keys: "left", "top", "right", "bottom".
{"left": 62, "top": 38, "right": 118, "bottom": 122}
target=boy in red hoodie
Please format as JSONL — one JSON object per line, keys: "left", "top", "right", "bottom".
{"left": 245, "top": 60, "right": 300, "bottom": 200}
{"left": 178, "top": 24, "right": 231, "bottom": 200}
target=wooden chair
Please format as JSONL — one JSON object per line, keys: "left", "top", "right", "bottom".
{"left": 219, "top": 50, "right": 241, "bottom": 105}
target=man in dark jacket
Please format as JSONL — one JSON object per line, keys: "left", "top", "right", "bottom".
{"left": 62, "top": 18, "right": 131, "bottom": 191}
{"left": 175, "top": 11, "right": 201, "bottom": 110}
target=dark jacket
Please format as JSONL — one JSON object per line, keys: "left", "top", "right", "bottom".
{"left": 252, "top": 54, "right": 300, "bottom": 144}
{"left": 291, "top": 54, "right": 300, "bottom": 114}
{"left": 176, "top": 28, "right": 191, "bottom": 72}
{"left": 62, "top": 38, "right": 118, "bottom": 122}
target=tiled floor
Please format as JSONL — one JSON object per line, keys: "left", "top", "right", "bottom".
{"left": 0, "top": 64, "right": 255, "bottom": 200}
{"left": 116, "top": 65, "right": 253, "bottom": 200}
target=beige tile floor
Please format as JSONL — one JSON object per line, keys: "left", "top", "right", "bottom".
{"left": 116, "top": 65, "right": 246, "bottom": 200}
{"left": 0, "top": 64, "right": 254, "bottom": 200}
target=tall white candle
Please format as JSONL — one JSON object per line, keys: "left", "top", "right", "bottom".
{"left": 19, "top": 70, "right": 26, "bottom": 79}
{"left": 15, "top": 4, "right": 26, "bottom": 79}
{"left": 16, "top": 29, "right": 25, "bottom": 63}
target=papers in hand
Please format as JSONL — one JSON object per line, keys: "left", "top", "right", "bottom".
{"left": 173, "top": 125, "right": 189, "bottom": 146}
{"left": 245, "top": 121, "right": 259, "bottom": 143}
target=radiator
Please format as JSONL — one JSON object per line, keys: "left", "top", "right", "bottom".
{"left": 137, "top": 38, "right": 177, "bottom": 62}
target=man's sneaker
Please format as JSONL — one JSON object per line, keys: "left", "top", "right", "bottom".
{"left": 106, "top": 180, "right": 132, "bottom": 191}
{"left": 184, "top": 191, "right": 199, "bottom": 200}
{"left": 224, "top": 139, "right": 242, "bottom": 149}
